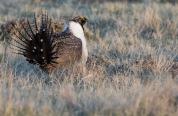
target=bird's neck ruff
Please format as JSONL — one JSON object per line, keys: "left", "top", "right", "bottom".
{"left": 69, "top": 21, "right": 88, "bottom": 63}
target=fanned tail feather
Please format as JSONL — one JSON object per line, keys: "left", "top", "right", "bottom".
{"left": 10, "top": 13, "right": 58, "bottom": 71}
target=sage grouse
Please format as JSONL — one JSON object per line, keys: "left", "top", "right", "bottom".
{"left": 10, "top": 14, "right": 88, "bottom": 73}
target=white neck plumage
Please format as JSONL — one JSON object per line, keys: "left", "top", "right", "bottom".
{"left": 69, "top": 21, "right": 88, "bottom": 64}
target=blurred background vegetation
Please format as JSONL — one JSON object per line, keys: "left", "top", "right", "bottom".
{"left": 32, "top": 0, "right": 177, "bottom": 4}
{"left": 0, "top": 0, "right": 178, "bottom": 115}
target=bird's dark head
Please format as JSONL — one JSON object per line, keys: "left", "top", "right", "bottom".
{"left": 70, "top": 16, "right": 87, "bottom": 26}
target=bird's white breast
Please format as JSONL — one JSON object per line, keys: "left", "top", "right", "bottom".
{"left": 69, "top": 21, "right": 88, "bottom": 64}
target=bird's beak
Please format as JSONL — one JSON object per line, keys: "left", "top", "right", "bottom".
{"left": 81, "top": 16, "right": 87, "bottom": 22}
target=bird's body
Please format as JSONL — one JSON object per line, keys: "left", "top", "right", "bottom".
{"left": 49, "top": 31, "right": 83, "bottom": 71}
{"left": 10, "top": 14, "right": 88, "bottom": 73}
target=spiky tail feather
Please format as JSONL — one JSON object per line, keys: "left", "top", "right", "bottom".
{"left": 10, "top": 14, "right": 58, "bottom": 71}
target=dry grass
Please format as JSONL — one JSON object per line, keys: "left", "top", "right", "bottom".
{"left": 0, "top": 0, "right": 178, "bottom": 115}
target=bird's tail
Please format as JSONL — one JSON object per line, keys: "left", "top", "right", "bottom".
{"left": 10, "top": 14, "right": 58, "bottom": 71}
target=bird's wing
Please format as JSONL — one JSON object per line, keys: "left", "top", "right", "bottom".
{"left": 52, "top": 32, "right": 82, "bottom": 66}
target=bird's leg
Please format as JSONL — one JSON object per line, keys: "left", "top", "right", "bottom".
{"left": 82, "top": 64, "right": 87, "bottom": 75}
